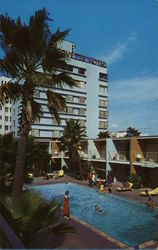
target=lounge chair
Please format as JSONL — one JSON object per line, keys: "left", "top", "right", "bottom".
{"left": 116, "top": 182, "right": 133, "bottom": 192}
{"left": 58, "top": 169, "right": 64, "bottom": 177}
{"left": 140, "top": 187, "right": 158, "bottom": 196}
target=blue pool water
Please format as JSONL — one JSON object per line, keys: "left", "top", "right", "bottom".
{"left": 33, "top": 183, "right": 158, "bottom": 247}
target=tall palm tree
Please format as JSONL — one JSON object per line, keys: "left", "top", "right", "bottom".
{"left": 60, "top": 119, "right": 86, "bottom": 179}
{"left": 0, "top": 9, "right": 76, "bottom": 195}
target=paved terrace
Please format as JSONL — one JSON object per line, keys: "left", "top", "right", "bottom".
{"left": 28, "top": 175, "right": 158, "bottom": 249}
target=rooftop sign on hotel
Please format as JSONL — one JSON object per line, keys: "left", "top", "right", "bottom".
{"left": 67, "top": 52, "right": 106, "bottom": 68}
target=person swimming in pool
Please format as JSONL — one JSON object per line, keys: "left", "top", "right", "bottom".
{"left": 95, "top": 205, "right": 105, "bottom": 214}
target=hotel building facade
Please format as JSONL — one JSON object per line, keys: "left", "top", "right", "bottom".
{"left": 1, "top": 41, "right": 108, "bottom": 139}
{"left": 0, "top": 77, "right": 12, "bottom": 135}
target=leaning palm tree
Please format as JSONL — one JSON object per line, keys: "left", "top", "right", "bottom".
{"left": 0, "top": 9, "right": 76, "bottom": 195}
{"left": 60, "top": 119, "right": 86, "bottom": 179}
{"left": 0, "top": 190, "right": 75, "bottom": 248}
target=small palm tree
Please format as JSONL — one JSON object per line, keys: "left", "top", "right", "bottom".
{"left": 0, "top": 9, "right": 76, "bottom": 195}
{"left": 0, "top": 190, "right": 75, "bottom": 248}
{"left": 98, "top": 131, "right": 111, "bottom": 138}
{"left": 60, "top": 119, "right": 86, "bottom": 179}
{"left": 126, "top": 127, "right": 140, "bottom": 137}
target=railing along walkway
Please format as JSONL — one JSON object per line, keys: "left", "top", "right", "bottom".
{"left": 0, "top": 212, "right": 25, "bottom": 249}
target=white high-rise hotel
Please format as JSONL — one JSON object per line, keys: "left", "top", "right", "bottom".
{"left": 1, "top": 41, "right": 108, "bottom": 139}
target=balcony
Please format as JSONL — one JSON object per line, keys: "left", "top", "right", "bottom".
{"left": 108, "top": 151, "right": 129, "bottom": 162}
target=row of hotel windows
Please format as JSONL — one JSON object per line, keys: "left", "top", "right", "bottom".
{"left": 37, "top": 117, "right": 86, "bottom": 127}
{"left": 99, "top": 121, "right": 108, "bottom": 129}
{"left": 0, "top": 116, "right": 11, "bottom": 121}
{"left": 65, "top": 65, "right": 86, "bottom": 75}
{"left": 31, "top": 120, "right": 107, "bottom": 138}
{"left": 0, "top": 125, "right": 11, "bottom": 130}
{"left": 65, "top": 64, "right": 108, "bottom": 81}
{"left": 0, "top": 106, "right": 12, "bottom": 112}
{"left": 66, "top": 95, "right": 86, "bottom": 103}
{"left": 34, "top": 83, "right": 107, "bottom": 99}
{"left": 66, "top": 107, "right": 86, "bottom": 115}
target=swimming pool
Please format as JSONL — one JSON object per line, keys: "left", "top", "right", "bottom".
{"left": 33, "top": 183, "right": 158, "bottom": 247}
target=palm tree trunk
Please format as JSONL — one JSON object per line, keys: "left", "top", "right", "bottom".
{"left": 12, "top": 95, "right": 31, "bottom": 196}
{"left": 12, "top": 132, "right": 27, "bottom": 196}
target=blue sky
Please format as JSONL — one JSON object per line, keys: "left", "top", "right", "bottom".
{"left": 1, "top": 0, "right": 158, "bottom": 135}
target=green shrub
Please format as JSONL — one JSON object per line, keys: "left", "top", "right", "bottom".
{"left": 128, "top": 173, "right": 141, "bottom": 189}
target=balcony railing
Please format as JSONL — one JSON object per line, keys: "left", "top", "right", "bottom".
{"left": 0, "top": 213, "right": 25, "bottom": 249}
{"left": 108, "top": 151, "right": 129, "bottom": 161}
{"left": 143, "top": 152, "right": 158, "bottom": 163}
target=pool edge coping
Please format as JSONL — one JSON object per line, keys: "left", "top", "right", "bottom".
{"left": 70, "top": 214, "right": 128, "bottom": 248}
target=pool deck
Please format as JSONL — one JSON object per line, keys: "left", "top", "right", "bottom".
{"left": 30, "top": 175, "right": 158, "bottom": 249}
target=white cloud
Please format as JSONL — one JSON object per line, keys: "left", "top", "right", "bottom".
{"left": 108, "top": 75, "right": 158, "bottom": 134}
{"left": 110, "top": 123, "right": 118, "bottom": 128}
{"left": 109, "top": 76, "right": 158, "bottom": 105}
{"left": 101, "top": 33, "right": 137, "bottom": 65}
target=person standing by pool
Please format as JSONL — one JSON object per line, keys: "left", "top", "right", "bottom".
{"left": 63, "top": 191, "right": 70, "bottom": 219}
{"left": 145, "top": 190, "right": 153, "bottom": 208}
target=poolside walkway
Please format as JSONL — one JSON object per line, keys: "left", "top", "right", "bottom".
{"left": 30, "top": 175, "right": 158, "bottom": 249}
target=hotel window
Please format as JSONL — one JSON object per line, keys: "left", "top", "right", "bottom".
{"left": 0, "top": 125, "right": 2, "bottom": 129}
{"left": 99, "top": 99, "right": 108, "bottom": 107}
{"left": 79, "top": 97, "right": 85, "bottom": 104}
{"left": 99, "top": 121, "right": 108, "bottom": 129}
{"left": 0, "top": 105, "right": 2, "bottom": 110}
{"left": 66, "top": 95, "right": 73, "bottom": 102}
{"left": 5, "top": 116, "right": 8, "bottom": 121}
{"left": 10, "top": 117, "right": 11, "bottom": 121}
{"left": 73, "top": 108, "right": 78, "bottom": 115}
{"left": 99, "top": 73, "right": 108, "bottom": 81}
{"left": 73, "top": 97, "right": 78, "bottom": 103}
{"left": 78, "top": 67, "right": 86, "bottom": 75}
{"left": 10, "top": 107, "right": 12, "bottom": 112}
{"left": 34, "top": 90, "right": 40, "bottom": 97}
{"left": 99, "top": 110, "right": 108, "bottom": 118}
{"left": 77, "top": 81, "right": 86, "bottom": 88}
{"left": 79, "top": 120, "right": 86, "bottom": 127}
{"left": 13, "top": 120, "right": 16, "bottom": 126}
{"left": 5, "top": 107, "right": 9, "bottom": 112}
{"left": 31, "top": 129, "right": 40, "bottom": 137}
{"left": 5, "top": 125, "right": 9, "bottom": 130}
{"left": 52, "top": 130, "right": 60, "bottom": 138}
{"left": 0, "top": 116, "right": 2, "bottom": 119}
{"left": 67, "top": 107, "right": 73, "bottom": 114}
{"left": 99, "top": 85, "right": 107, "bottom": 93}
{"left": 67, "top": 65, "right": 73, "bottom": 72}
{"left": 79, "top": 108, "right": 85, "bottom": 115}
{"left": 60, "top": 131, "right": 64, "bottom": 137}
